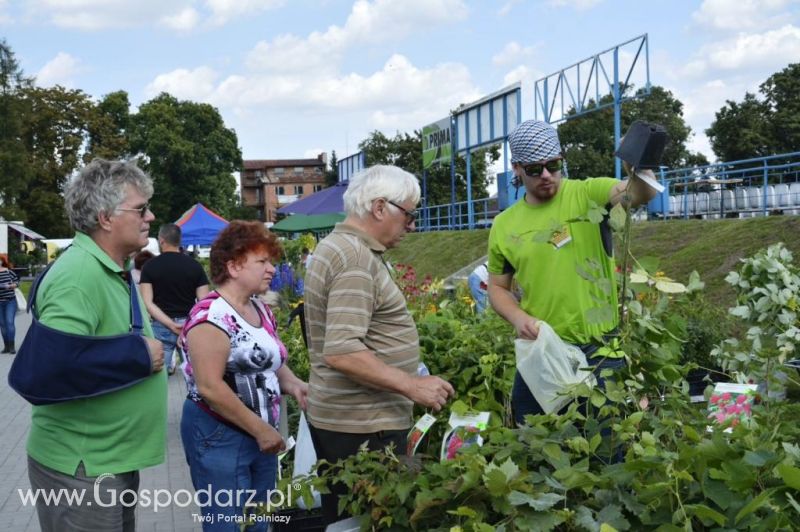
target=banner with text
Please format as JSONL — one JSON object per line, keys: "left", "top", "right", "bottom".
{"left": 422, "top": 117, "right": 453, "bottom": 170}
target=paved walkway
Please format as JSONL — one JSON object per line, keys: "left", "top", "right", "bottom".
{"left": 0, "top": 312, "right": 201, "bottom": 531}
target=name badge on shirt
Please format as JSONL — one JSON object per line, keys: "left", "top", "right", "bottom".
{"left": 549, "top": 225, "right": 572, "bottom": 249}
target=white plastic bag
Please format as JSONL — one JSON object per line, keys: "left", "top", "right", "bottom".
{"left": 292, "top": 412, "right": 321, "bottom": 509}
{"left": 15, "top": 288, "right": 26, "bottom": 314}
{"left": 515, "top": 321, "right": 596, "bottom": 414}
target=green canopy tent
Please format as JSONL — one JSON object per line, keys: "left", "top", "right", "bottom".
{"left": 270, "top": 213, "right": 345, "bottom": 234}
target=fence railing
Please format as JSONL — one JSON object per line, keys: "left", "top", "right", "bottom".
{"left": 652, "top": 152, "right": 800, "bottom": 219}
{"left": 416, "top": 151, "right": 800, "bottom": 231}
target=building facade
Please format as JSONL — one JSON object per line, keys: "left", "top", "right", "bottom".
{"left": 241, "top": 153, "right": 328, "bottom": 223}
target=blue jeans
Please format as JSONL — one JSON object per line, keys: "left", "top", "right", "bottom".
{"left": 181, "top": 399, "right": 278, "bottom": 532}
{"left": 467, "top": 273, "right": 488, "bottom": 314}
{"left": 0, "top": 298, "right": 17, "bottom": 345}
{"left": 151, "top": 318, "right": 185, "bottom": 370}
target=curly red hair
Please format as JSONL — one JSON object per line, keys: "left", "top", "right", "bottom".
{"left": 0, "top": 254, "right": 13, "bottom": 269}
{"left": 209, "top": 221, "right": 282, "bottom": 285}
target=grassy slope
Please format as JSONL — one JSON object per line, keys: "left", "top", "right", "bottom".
{"left": 386, "top": 216, "right": 800, "bottom": 307}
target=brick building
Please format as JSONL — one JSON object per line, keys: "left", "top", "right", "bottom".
{"left": 241, "top": 153, "right": 328, "bottom": 223}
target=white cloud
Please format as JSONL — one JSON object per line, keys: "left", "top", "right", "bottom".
{"left": 28, "top": 0, "right": 284, "bottom": 30}
{"left": 246, "top": 32, "right": 346, "bottom": 74}
{"left": 145, "top": 0, "right": 474, "bottom": 156}
{"left": 148, "top": 53, "right": 479, "bottom": 138}
{"left": 497, "top": 0, "right": 521, "bottom": 17}
{"left": 36, "top": 52, "right": 83, "bottom": 88}
{"left": 145, "top": 66, "right": 219, "bottom": 100}
{"left": 492, "top": 41, "right": 537, "bottom": 67}
{"left": 707, "top": 25, "right": 800, "bottom": 70}
{"left": 503, "top": 64, "right": 539, "bottom": 87}
{"left": 246, "top": 0, "right": 468, "bottom": 72}
{"left": 548, "top": 0, "right": 603, "bottom": 10}
{"left": 159, "top": 7, "right": 200, "bottom": 31}
{"left": 691, "top": 0, "right": 797, "bottom": 31}
{"left": 31, "top": 0, "right": 178, "bottom": 30}
{"left": 678, "top": 25, "right": 800, "bottom": 78}
{"left": 232, "top": 54, "right": 476, "bottom": 110}
{"left": 205, "top": 0, "right": 286, "bottom": 26}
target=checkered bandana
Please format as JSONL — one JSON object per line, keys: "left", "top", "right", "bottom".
{"left": 508, "top": 120, "right": 562, "bottom": 164}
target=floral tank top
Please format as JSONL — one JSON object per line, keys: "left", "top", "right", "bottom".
{"left": 180, "top": 291, "right": 287, "bottom": 428}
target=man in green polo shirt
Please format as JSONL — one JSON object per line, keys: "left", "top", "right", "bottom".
{"left": 25, "top": 159, "right": 167, "bottom": 532}
{"left": 487, "top": 120, "right": 657, "bottom": 424}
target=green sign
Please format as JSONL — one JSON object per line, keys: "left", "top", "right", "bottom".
{"left": 422, "top": 117, "right": 452, "bottom": 170}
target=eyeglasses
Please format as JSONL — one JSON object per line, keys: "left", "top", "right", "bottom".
{"left": 386, "top": 200, "right": 418, "bottom": 223}
{"left": 117, "top": 203, "right": 151, "bottom": 218}
{"left": 521, "top": 159, "right": 563, "bottom": 178}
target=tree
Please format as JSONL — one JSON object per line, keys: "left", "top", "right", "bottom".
{"left": 0, "top": 39, "right": 34, "bottom": 221}
{"left": 325, "top": 150, "right": 339, "bottom": 186}
{"left": 760, "top": 63, "right": 800, "bottom": 155}
{"left": 85, "top": 90, "right": 131, "bottom": 161}
{"left": 706, "top": 93, "right": 772, "bottom": 162}
{"left": 18, "top": 85, "right": 94, "bottom": 237}
{"left": 705, "top": 62, "right": 799, "bottom": 161}
{"left": 558, "top": 85, "right": 701, "bottom": 178}
{"left": 359, "top": 130, "right": 499, "bottom": 206}
{"left": 128, "top": 93, "right": 242, "bottom": 225}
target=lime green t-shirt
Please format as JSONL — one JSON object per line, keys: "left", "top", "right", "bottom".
{"left": 27, "top": 232, "right": 167, "bottom": 476}
{"left": 488, "top": 178, "right": 619, "bottom": 344}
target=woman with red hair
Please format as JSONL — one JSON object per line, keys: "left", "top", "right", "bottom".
{"left": 0, "top": 254, "right": 19, "bottom": 354}
{"left": 179, "top": 221, "right": 307, "bottom": 530}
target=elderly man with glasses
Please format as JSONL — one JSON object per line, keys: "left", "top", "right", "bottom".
{"left": 21, "top": 159, "right": 166, "bottom": 532}
{"left": 487, "top": 120, "right": 657, "bottom": 425}
{"left": 303, "top": 164, "right": 454, "bottom": 525}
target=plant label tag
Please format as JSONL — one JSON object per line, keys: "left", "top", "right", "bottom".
{"left": 706, "top": 383, "right": 758, "bottom": 433}
{"left": 441, "top": 411, "right": 491, "bottom": 461}
{"left": 407, "top": 413, "right": 437, "bottom": 456}
{"left": 550, "top": 225, "right": 572, "bottom": 249}
{"left": 278, "top": 436, "right": 296, "bottom": 461}
{"left": 634, "top": 168, "right": 666, "bottom": 193}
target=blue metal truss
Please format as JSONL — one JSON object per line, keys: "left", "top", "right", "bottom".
{"left": 533, "top": 34, "right": 651, "bottom": 178}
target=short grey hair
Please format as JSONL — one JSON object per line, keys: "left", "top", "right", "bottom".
{"left": 343, "top": 165, "right": 420, "bottom": 218}
{"left": 64, "top": 159, "right": 154, "bottom": 234}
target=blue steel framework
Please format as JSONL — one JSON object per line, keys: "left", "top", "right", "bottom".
{"left": 337, "top": 151, "right": 366, "bottom": 183}
{"left": 451, "top": 82, "right": 522, "bottom": 229}
{"left": 533, "top": 34, "right": 651, "bottom": 179}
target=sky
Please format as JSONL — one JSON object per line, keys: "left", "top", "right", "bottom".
{"left": 2, "top": 0, "right": 799, "bottom": 171}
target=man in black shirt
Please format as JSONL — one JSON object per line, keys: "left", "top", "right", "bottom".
{"left": 140, "top": 224, "right": 209, "bottom": 374}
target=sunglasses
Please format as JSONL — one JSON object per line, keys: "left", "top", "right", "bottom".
{"left": 386, "top": 200, "right": 418, "bottom": 223}
{"left": 117, "top": 203, "right": 151, "bottom": 218}
{"left": 521, "top": 159, "right": 563, "bottom": 178}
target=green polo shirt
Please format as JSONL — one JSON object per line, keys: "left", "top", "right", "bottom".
{"left": 27, "top": 232, "right": 167, "bottom": 476}
{"left": 488, "top": 178, "right": 619, "bottom": 344}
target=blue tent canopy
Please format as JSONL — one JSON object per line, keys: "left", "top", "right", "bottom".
{"left": 276, "top": 182, "right": 347, "bottom": 215}
{"left": 175, "top": 203, "right": 229, "bottom": 246}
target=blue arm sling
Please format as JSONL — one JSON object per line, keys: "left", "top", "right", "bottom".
{"left": 8, "top": 259, "right": 154, "bottom": 406}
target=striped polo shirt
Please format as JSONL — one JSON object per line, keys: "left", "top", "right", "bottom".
{"left": 304, "top": 223, "right": 418, "bottom": 433}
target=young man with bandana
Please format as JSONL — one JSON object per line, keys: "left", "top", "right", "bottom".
{"left": 487, "top": 120, "right": 657, "bottom": 424}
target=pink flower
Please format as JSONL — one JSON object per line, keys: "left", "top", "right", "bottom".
{"left": 736, "top": 394, "right": 747, "bottom": 404}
